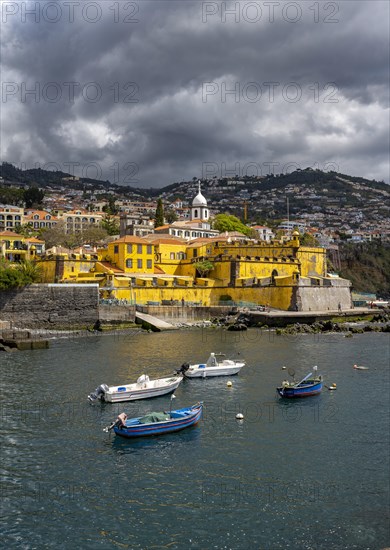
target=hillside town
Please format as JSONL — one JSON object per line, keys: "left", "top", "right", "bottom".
{"left": 5, "top": 164, "right": 390, "bottom": 310}
{"left": 1, "top": 166, "right": 389, "bottom": 248}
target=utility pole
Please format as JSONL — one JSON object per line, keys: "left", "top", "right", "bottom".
{"left": 287, "top": 197, "right": 290, "bottom": 238}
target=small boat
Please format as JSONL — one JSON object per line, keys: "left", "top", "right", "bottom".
{"left": 177, "top": 353, "right": 245, "bottom": 378}
{"left": 105, "top": 402, "right": 203, "bottom": 438}
{"left": 88, "top": 374, "right": 183, "bottom": 403}
{"left": 353, "top": 364, "right": 369, "bottom": 370}
{"left": 277, "top": 367, "right": 323, "bottom": 398}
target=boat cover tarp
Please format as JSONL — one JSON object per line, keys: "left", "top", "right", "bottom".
{"left": 138, "top": 412, "right": 170, "bottom": 424}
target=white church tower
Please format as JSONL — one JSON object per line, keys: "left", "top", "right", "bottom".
{"left": 191, "top": 181, "right": 209, "bottom": 221}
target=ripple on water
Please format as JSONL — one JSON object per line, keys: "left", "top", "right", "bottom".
{"left": 1, "top": 331, "right": 389, "bottom": 549}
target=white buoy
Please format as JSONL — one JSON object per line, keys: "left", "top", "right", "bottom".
{"left": 227, "top": 380, "right": 233, "bottom": 387}
{"left": 282, "top": 366, "right": 287, "bottom": 370}
{"left": 236, "top": 413, "right": 244, "bottom": 420}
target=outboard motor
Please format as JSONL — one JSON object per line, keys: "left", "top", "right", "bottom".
{"left": 88, "top": 384, "right": 109, "bottom": 402}
{"left": 176, "top": 363, "right": 190, "bottom": 375}
{"left": 104, "top": 412, "right": 127, "bottom": 432}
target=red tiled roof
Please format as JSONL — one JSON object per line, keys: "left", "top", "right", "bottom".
{"left": 112, "top": 235, "right": 148, "bottom": 244}
{"left": 98, "top": 261, "right": 124, "bottom": 273}
{"left": 25, "top": 237, "right": 45, "bottom": 243}
{"left": 0, "top": 230, "right": 23, "bottom": 238}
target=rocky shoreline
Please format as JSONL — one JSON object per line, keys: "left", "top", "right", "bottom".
{"left": 272, "top": 311, "right": 390, "bottom": 335}
{"left": 1, "top": 310, "right": 389, "bottom": 351}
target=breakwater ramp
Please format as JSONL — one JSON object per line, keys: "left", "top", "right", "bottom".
{"left": 135, "top": 311, "right": 178, "bottom": 331}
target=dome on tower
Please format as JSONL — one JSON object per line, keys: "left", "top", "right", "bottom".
{"left": 192, "top": 181, "right": 207, "bottom": 206}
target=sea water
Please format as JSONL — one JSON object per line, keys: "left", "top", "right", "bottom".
{"left": 1, "top": 329, "right": 389, "bottom": 549}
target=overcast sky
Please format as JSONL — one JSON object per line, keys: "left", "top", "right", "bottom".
{"left": 1, "top": 0, "right": 389, "bottom": 188}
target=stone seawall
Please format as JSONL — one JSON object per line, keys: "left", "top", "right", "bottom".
{"left": 0, "top": 284, "right": 99, "bottom": 329}
{"left": 297, "top": 279, "right": 352, "bottom": 312}
{"left": 99, "top": 304, "right": 136, "bottom": 324}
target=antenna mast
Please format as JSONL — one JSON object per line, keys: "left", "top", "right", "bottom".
{"left": 287, "top": 197, "right": 290, "bottom": 238}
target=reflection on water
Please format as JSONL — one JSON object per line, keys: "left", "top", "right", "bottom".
{"left": 108, "top": 425, "right": 202, "bottom": 456}
{"left": 1, "top": 329, "right": 389, "bottom": 549}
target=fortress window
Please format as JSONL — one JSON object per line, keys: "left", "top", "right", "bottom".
{"left": 127, "top": 244, "right": 133, "bottom": 253}
{"left": 137, "top": 244, "right": 142, "bottom": 253}
{"left": 126, "top": 259, "right": 133, "bottom": 268}
{"left": 137, "top": 259, "right": 142, "bottom": 269}
{"left": 147, "top": 260, "right": 152, "bottom": 269}
{"left": 147, "top": 245, "right": 152, "bottom": 254}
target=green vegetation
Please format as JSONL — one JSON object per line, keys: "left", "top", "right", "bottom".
{"left": 165, "top": 209, "right": 178, "bottom": 224}
{"left": 0, "top": 259, "right": 42, "bottom": 289}
{"left": 40, "top": 221, "right": 108, "bottom": 248}
{"left": 23, "top": 187, "right": 45, "bottom": 208}
{"left": 194, "top": 260, "right": 214, "bottom": 277}
{"left": 212, "top": 214, "right": 253, "bottom": 236}
{"left": 0, "top": 186, "right": 24, "bottom": 206}
{"left": 299, "top": 233, "right": 320, "bottom": 247}
{"left": 338, "top": 242, "right": 390, "bottom": 297}
{"left": 101, "top": 215, "right": 119, "bottom": 236}
{"left": 154, "top": 198, "right": 164, "bottom": 228}
{"left": 102, "top": 197, "right": 119, "bottom": 215}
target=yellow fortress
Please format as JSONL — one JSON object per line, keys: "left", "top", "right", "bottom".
{"left": 37, "top": 185, "right": 352, "bottom": 312}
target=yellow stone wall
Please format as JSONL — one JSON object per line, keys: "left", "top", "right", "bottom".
{"left": 296, "top": 246, "right": 326, "bottom": 277}
{"left": 37, "top": 234, "right": 327, "bottom": 311}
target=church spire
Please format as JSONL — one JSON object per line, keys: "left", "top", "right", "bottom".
{"left": 191, "top": 181, "right": 209, "bottom": 221}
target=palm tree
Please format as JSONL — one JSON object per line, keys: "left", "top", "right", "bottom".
{"left": 15, "top": 259, "right": 43, "bottom": 283}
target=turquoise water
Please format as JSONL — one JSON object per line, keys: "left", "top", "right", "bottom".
{"left": 1, "top": 329, "right": 389, "bottom": 549}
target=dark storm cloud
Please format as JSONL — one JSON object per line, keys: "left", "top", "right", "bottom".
{"left": 1, "top": 0, "right": 389, "bottom": 186}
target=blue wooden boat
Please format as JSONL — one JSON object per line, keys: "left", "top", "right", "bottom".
{"left": 106, "top": 402, "right": 203, "bottom": 438}
{"left": 277, "top": 368, "right": 323, "bottom": 398}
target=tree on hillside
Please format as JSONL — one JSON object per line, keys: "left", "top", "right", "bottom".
{"left": 155, "top": 198, "right": 164, "bottom": 228}
{"left": 101, "top": 215, "right": 119, "bottom": 236}
{"left": 83, "top": 224, "right": 109, "bottom": 245}
{"left": 23, "top": 187, "right": 45, "bottom": 208}
{"left": 12, "top": 223, "right": 36, "bottom": 238}
{"left": 40, "top": 221, "right": 68, "bottom": 248}
{"left": 40, "top": 221, "right": 81, "bottom": 249}
{"left": 212, "top": 214, "right": 252, "bottom": 236}
{"left": 165, "top": 209, "right": 178, "bottom": 224}
{"left": 299, "top": 233, "right": 320, "bottom": 247}
{"left": 0, "top": 186, "right": 24, "bottom": 206}
{"left": 41, "top": 221, "right": 108, "bottom": 248}
{"left": 102, "top": 196, "right": 119, "bottom": 215}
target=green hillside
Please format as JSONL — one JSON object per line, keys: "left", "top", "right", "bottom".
{"left": 338, "top": 242, "right": 390, "bottom": 297}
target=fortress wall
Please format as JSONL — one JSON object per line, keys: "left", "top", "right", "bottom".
{"left": 297, "top": 279, "right": 352, "bottom": 312}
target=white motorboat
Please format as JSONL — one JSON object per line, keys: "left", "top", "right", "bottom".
{"left": 88, "top": 374, "right": 183, "bottom": 403}
{"left": 177, "top": 353, "right": 245, "bottom": 378}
